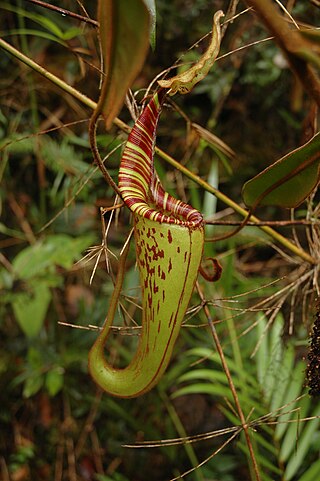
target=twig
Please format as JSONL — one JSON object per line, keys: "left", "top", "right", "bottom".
{"left": 54, "top": 437, "right": 64, "bottom": 481}
{"left": 7, "top": 194, "right": 36, "bottom": 244}
{"left": 205, "top": 219, "right": 320, "bottom": 226}
{"left": 63, "top": 396, "right": 77, "bottom": 481}
{"left": 75, "top": 389, "right": 103, "bottom": 457}
{"left": 0, "top": 457, "right": 10, "bottom": 481}
{"left": 169, "top": 431, "right": 239, "bottom": 481}
{"left": 88, "top": 111, "right": 122, "bottom": 196}
{"left": 90, "top": 429, "right": 104, "bottom": 474}
{"left": 25, "top": 0, "right": 98, "bottom": 27}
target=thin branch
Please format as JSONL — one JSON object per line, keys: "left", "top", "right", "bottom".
{"left": 8, "top": 194, "right": 36, "bottom": 244}
{"left": 169, "top": 431, "right": 239, "bottom": 481}
{"left": 88, "top": 112, "right": 122, "bottom": 196}
{"left": 205, "top": 219, "right": 320, "bottom": 226}
{"left": 25, "top": 0, "right": 98, "bottom": 27}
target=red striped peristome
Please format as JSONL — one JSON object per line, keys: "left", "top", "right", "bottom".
{"left": 119, "top": 88, "right": 203, "bottom": 228}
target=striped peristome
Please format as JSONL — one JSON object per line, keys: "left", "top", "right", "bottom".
{"left": 119, "top": 88, "right": 203, "bottom": 227}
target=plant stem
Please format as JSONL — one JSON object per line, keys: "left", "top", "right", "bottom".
{"left": 0, "top": 37, "right": 316, "bottom": 264}
{"left": 89, "top": 104, "right": 122, "bottom": 195}
{"left": 206, "top": 220, "right": 319, "bottom": 226}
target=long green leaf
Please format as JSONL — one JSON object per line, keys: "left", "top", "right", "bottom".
{"left": 242, "top": 132, "right": 320, "bottom": 208}
{"left": 256, "top": 315, "right": 269, "bottom": 386}
{"left": 298, "top": 458, "right": 320, "bottom": 481}
{"left": 3, "top": 30, "right": 68, "bottom": 46}
{"left": 270, "top": 344, "right": 295, "bottom": 412}
{"left": 279, "top": 395, "right": 311, "bottom": 463}
{"left": 238, "top": 440, "right": 281, "bottom": 476}
{"left": 274, "top": 361, "right": 305, "bottom": 440}
{"left": 263, "top": 314, "right": 284, "bottom": 403}
{"left": 97, "top": 0, "right": 150, "bottom": 128}
{"left": 284, "top": 405, "right": 320, "bottom": 480}
{"left": 143, "top": 0, "right": 156, "bottom": 49}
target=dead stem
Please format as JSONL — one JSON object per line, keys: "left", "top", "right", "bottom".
{"left": 76, "top": 199, "right": 124, "bottom": 286}
{"left": 8, "top": 194, "right": 36, "bottom": 244}
{"left": 123, "top": 394, "right": 312, "bottom": 449}
{"left": 123, "top": 424, "right": 240, "bottom": 448}
{"left": 205, "top": 219, "right": 320, "bottom": 226}
{"left": 90, "top": 429, "right": 104, "bottom": 474}
{"left": 0, "top": 457, "right": 10, "bottom": 481}
{"left": 54, "top": 439, "right": 64, "bottom": 481}
{"left": 169, "top": 431, "right": 239, "bottom": 481}
{"left": 75, "top": 389, "right": 103, "bottom": 458}
{"left": 63, "top": 396, "right": 77, "bottom": 481}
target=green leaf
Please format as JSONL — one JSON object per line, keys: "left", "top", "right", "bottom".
{"left": 12, "top": 240, "right": 56, "bottom": 279}
{"left": 45, "top": 234, "right": 94, "bottom": 269}
{"left": 97, "top": 0, "right": 150, "bottom": 128}
{"left": 143, "top": 0, "right": 156, "bottom": 49}
{"left": 203, "top": 157, "right": 218, "bottom": 236}
{"left": 256, "top": 315, "right": 269, "bottom": 386}
{"left": 0, "top": 222, "right": 26, "bottom": 240}
{"left": 60, "top": 27, "right": 83, "bottom": 41}
{"left": 263, "top": 314, "right": 283, "bottom": 403}
{"left": 4, "top": 135, "right": 89, "bottom": 175}
{"left": 242, "top": 133, "right": 320, "bottom": 208}
{"left": 27, "top": 346, "right": 43, "bottom": 368}
{"left": 41, "top": 137, "right": 90, "bottom": 174}
{"left": 4, "top": 29, "right": 68, "bottom": 47}
{"left": 274, "top": 360, "right": 305, "bottom": 441}
{"left": 1, "top": 2, "right": 81, "bottom": 40}
{"left": 12, "top": 282, "right": 51, "bottom": 337}
{"left": 279, "top": 395, "right": 311, "bottom": 463}
{"left": 270, "top": 344, "right": 295, "bottom": 412}
{"left": 172, "top": 382, "right": 235, "bottom": 400}
{"left": 23, "top": 373, "right": 44, "bottom": 398}
{"left": 298, "top": 458, "right": 320, "bottom": 481}
{"left": 45, "top": 368, "right": 64, "bottom": 397}
{"left": 284, "top": 405, "right": 320, "bottom": 480}
{"left": 12, "top": 234, "right": 94, "bottom": 280}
